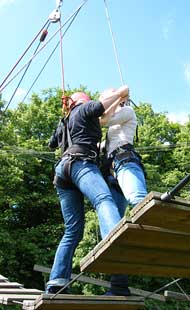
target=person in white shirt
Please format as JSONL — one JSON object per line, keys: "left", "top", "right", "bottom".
{"left": 99, "top": 87, "right": 147, "bottom": 296}
{"left": 100, "top": 87, "right": 147, "bottom": 209}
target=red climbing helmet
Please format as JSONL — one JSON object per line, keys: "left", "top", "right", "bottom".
{"left": 62, "top": 92, "right": 90, "bottom": 112}
{"left": 70, "top": 92, "right": 90, "bottom": 103}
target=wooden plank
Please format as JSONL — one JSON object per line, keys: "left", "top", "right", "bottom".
{"left": 0, "top": 282, "right": 23, "bottom": 288}
{"left": 0, "top": 288, "right": 42, "bottom": 294}
{"left": 130, "top": 288, "right": 165, "bottom": 302}
{"left": 33, "top": 265, "right": 165, "bottom": 302}
{"left": 22, "top": 294, "right": 145, "bottom": 310}
{"left": 164, "top": 290, "right": 190, "bottom": 301}
{"left": 34, "top": 264, "right": 111, "bottom": 288}
{"left": 131, "top": 191, "right": 190, "bottom": 233}
{"left": 23, "top": 300, "right": 39, "bottom": 309}
{"left": 0, "top": 294, "right": 41, "bottom": 305}
{"left": 0, "top": 275, "right": 8, "bottom": 282}
{"left": 80, "top": 221, "right": 190, "bottom": 277}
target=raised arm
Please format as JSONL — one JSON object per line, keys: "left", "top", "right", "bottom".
{"left": 100, "top": 85, "right": 129, "bottom": 110}
{"left": 100, "top": 97, "right": 121, "bottom": 125}
{"left": 99, "top": 86, "right": 129, "bottom": 125}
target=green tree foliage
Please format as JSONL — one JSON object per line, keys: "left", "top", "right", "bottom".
{"left": 134, "top": 103, "right": 190, "bottom": 195}
{"left": 0, "top": 88, "right": 190, "bottom": 309}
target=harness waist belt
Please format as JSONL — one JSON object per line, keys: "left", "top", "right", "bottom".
{"left": 110, "top": 143, "right": 134, "bottom": 158}
{"left": 63, "top": 144, "right": 97, "bottom": 160}
{"left": 59, "top": 144, "right": 98, "bottom": 184}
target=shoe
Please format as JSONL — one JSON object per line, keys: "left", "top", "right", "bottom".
{"left": 45, "top": 286, "right": 70, "bottom": 294}
{"left": 103, "top": 288, "right": 131, "bottom": 296}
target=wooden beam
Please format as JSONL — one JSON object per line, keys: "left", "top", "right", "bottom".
{"left": 0, "top": 282, "right": 23, "bottom": 288}
{"left": 130, "top": 288, "right": 165, "bottom": 302}
{"left": 131, "top": 191, "right": 190, "bottom": 233}
{"left": 0, "top": 288, "right": 42, "bottom": 294}
{"left": 33, "top": 264, "right": 165, "bottom": 301}
{"left": 0, "top": 275, "right": 8, "bottom": 282}
{"left": 164, "top": 290, "right": 190, "bottom": 301}
{"left": 0, "top": 294, "right": 41, "bottom": 305}
{"left": 80, "top": 221, "right": 190, "bottom": 277}
{"left": 22, "top": 294, "right": 145, "bottom": 310}
{"left": 34, "top": 264, "right": 111, "bottom": 288}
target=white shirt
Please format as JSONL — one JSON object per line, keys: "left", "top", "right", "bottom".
{"left": 106, "top": 106, "right": 137, "bottom": 157}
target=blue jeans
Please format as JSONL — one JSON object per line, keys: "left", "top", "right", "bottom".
{"left": 108, "top": 176, "right": 127, "bottom": 218}
{"left": 47, "top": 158, "right": 122, "bottom": 288}
{"left": 114, "top": 159, "right": 147, "bottom": 207}
{"left": 106, "top": 160, "right": 147, "bottom": 294}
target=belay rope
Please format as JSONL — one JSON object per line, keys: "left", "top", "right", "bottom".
{"left": 0, "top": 0, "right": 88, "bottom": 113}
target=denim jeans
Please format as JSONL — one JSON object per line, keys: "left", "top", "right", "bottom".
{"left": 47, "top": 187, "right": 84, "bottom": 288}
{"left": 107, "top": 159, "right": 147, "bottom": 293}
{"left": 114, "top": 159, "right": 147, "bottom": 208}
{"left": 108, "top": 178, "right": 127, "bottom": 218}
{"left": 47, "top": 158, "right": 122, "bottom": 288}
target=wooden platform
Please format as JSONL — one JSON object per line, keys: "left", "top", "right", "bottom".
{"left": 131, "top": 191, "right": 190, "bottom": 233}
{"left": 22, "top": 294, "right": 145, "bottom": 310}
{"left": 80, "top": 192, "right": 190, "bottom": 277}
{"left": 0, "top": 275, "right": 8, "bottom": 282}
{"left": 34, "top": 264, "right": 165, "bottom": 301}
{"left": 0, "top": 294, "right": 42, "bottom": 305}
{"left": 0, "top": 282, "right": 24, "bottom": 288}
{"left": 0, "top": 274, "right": 42, "bottom": 306}
{"left": 80, "top": 219, "right": 190, "bottom": 277}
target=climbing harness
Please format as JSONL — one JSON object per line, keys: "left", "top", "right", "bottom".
{"left": 50, "top": 109, "right": 98, "bottom": 190}
{"left": 52, "top": 145, "right": 98, "bottom": 190}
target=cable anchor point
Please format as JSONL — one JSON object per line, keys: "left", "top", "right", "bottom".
{"left": 49, "top": 9, "right": 61, "bottom": 23}
{"left": 56, "top": 0, "right": 63, "bottom": 10}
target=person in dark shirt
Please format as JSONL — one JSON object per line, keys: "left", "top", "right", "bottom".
{"left": 46, "top": 87, "right": 131, "bottom": 296}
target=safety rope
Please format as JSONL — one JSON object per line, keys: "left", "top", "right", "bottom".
{"left": 56, "top": 0, "right": 63, "bottom": 11}
{"left": 30, "top": 0, "right": 65, "bottom": 105}
{"left": 50, "top": 272, "right": 84, "bottom": 299}
{"left": 146, "top": 277, "right": 190, "bottom": 305}
{"left": 172, "top": 277, "right": 190, "bottom": 301}
{"left": 103, "top": 0, "right": 139, "bottom": 111}
{"left": 145, "top": 278, "right": 181, "bottom": 299}
{"left": 0, "top": 0, "right": 88, "bottom": 95}
{"left": 0, "top": 20, "right": 49, "bottom": 92}
{"left": 4, "top": 1, "right": 61, "bottom": 112}
{"left": 21, "top": 8, "right": 81, "bottom": 103}
{"left": 59, "top": 18, "right": 65, "bottom": 94}
{"left": 103, "top": 0, "right": 125, "bottom": 85}
{"left": 4, "top": 24, "right": 51, "bottom": 112}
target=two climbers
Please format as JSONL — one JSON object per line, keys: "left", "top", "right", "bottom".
{"left": 46, "top": 86, "right": 132, "bottom": 296}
